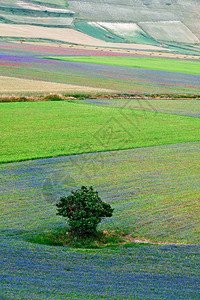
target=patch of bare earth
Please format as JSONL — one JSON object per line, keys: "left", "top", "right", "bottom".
{"left": 103, "top": 231, "right": 196, "bottom": 246}
{"left": 122, "top": 234, "right": 197, "bottom": 246}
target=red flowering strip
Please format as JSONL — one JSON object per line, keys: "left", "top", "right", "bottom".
{"left": 0, "top": 61, "right": 20, "bottom": 67}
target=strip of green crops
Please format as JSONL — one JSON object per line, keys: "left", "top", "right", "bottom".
{"left": 47, "top": 56, "right": 200, "bottom": 75}
{"left": 0, "top": 101, "right": 200, "bottom": 163}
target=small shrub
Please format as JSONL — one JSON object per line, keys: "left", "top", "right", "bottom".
{"left": 43, "top": 94, "right": 63, "bottom": 101}
{"left": 56, "top": 186, "right": 114, "bottom": 237}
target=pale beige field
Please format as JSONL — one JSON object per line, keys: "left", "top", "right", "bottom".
{"left": 0, "top": 76, "right": 113, "bottom": 94}
{"left": 0, "top": 24, "right": 167, "bottom": 50}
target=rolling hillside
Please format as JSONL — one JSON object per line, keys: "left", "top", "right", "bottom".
{"left": 0, "top": 0, "right": 199, "bottom": 45}
{"left": 69, "top": 0, "right": 200, "bottom": 44}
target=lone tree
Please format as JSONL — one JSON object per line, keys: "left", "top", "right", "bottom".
{"left": 56, "top": 186, "right": 114, "bottom": 237}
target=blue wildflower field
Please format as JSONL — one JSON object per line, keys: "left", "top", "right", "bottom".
{"left": 1, "top": 233, "right": 199, "bottom": 299}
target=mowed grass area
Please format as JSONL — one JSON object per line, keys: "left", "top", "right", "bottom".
{"left": 48, "top": 56, "right": 200, "bottom": 75}
{"left": 0, "top": 101, "right": 200, "bottom": 163}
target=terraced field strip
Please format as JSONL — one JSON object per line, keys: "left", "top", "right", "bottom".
{"left": 8, "top": 41, "right": 200, "bottom": 60}
{"left": 0, "top": 24, "right": 167, "bottom": 50}
{"left": 0, "top": 0, "right": 69, "bottom": 10}
{"left": 7, "top": 40, "right": 200, "bottom": 58}
{"left": 0, "top": 13, "right": 74, "bottom": 26}
{"left": 48, "top": 56, "right": 200, "bottom": 75}
{"left": 0, "top": 1, "right": 70, "bottom": 10}
{"left": 74, "top": 22, "right": 126, "bottom": 43}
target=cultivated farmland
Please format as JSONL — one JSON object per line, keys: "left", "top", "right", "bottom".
{"left": 68, "top": 0, "right": 200, "bottom": 41}
{"left": 0, "top": 23, "right": 166, "bottom": 49}
{"left": 48, "top": 56, "right": 200, "bottom": 75}
{"left": 0, "top": 233, "right": 199, "bottom": 299}
{"left": 0, "top": 14, "right": 74, "bottom": 26}
{"left": 98, "top": 22, "right": 159, "bottom": 45}
{"left": 0, "top": 40, "right": 200, "bottom": 300}
{"left": 0, "top": 76, "right": 113, "bottom": 94}
{"left": 1, "top": 100, "right": 200, "bottom": 164}
{"left": 0, "top": 1, "right": 200, "bottom": 299}
{"left": 0, "top": 42, "right": 199, "bottom": 95}
{"left": 139, "top": 21, "right": 199, "bottom": 44}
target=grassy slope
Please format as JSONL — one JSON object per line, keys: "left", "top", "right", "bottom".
{"left": 48, "top": 56, "right": 200, "bottom": 75}
{"left": 0, "top": 141, "right": 199, "bottom": 244}
{"left": 0, "top": 101, "right": 200, "bottom": 163}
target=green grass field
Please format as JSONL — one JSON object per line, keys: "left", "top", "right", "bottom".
{"left": 47, "top": 56, "right": 200, "bottom": 75}
{"left": 0, "top": 100, "right": 200, "bottom": 163}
